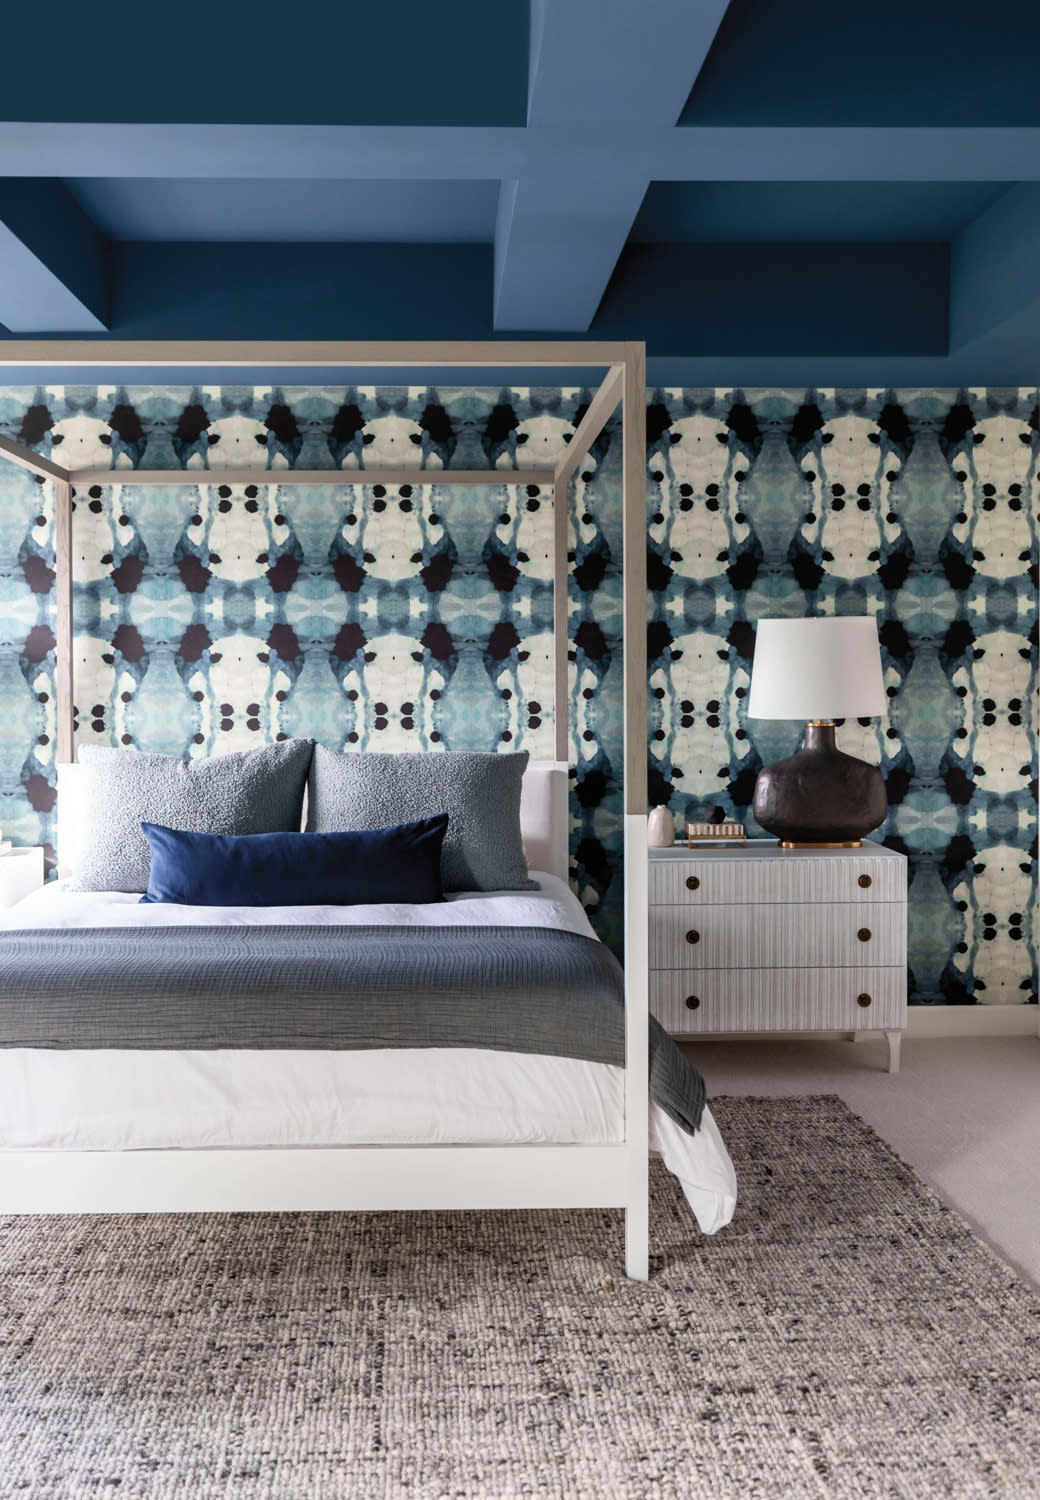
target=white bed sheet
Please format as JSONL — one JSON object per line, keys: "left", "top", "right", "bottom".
{"left": 0, "top": 876, "right": 737, "bottom": 1235}
{"left": 2, "top": 871, "right": 598, "bottom": 935}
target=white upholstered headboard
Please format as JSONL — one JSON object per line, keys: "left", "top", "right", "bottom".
{"left": 56, "top": 757, "right": 570, "bottom": 885}
{"left": 55, "top": 764, "right": 86, "bottom": 882}
{"left": 518, "top": 760, "right": 569, "bottom": 882}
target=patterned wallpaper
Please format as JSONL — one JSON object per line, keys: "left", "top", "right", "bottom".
{"left": 0, "top": 382, "right": 1035, "bottom": 1005}
{"left": 0, "top": 384, "right": 626, "bottom": 942}
{"left": 647, "top": 387, "right": 1038, "bottom": 1005}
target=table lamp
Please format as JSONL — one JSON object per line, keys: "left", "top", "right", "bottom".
{"left": 747, "top": 616, "right": 888, "bottom": 847}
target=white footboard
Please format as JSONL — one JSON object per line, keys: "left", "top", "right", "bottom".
{"left": 0, "top": 1143, "right": 637, "bottom": 1215}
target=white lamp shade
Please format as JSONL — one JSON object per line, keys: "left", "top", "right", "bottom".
{"left": 747, "top": 616, "right": 886, "bottom": 720}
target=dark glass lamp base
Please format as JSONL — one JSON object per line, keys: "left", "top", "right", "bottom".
{"left": 753, "top": 722, "right": 887, "bottom": 847}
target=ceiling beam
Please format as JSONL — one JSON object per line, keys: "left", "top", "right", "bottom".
{"left": 949, "top": 184, "right": 1040, "bottom": 355}
{"left": 642, "top": 352, "right": 1039, "bottom": 387}
{"left": 0, "top": 238, "right": 967, "bottom": 365}
{"left": 0, "top": 180, "right": 110, "bottom": 332}
{"left": 651, "top": 127, "right": 1040, "bottom": 183}
{"left": 493, "top": 174, "right": 648, "bottom": 331}
{"left": 495, "top": 0, "right": 731, "bottom": 330}
{"left": 525, "top": 0, "right": 730, "bottom": 125}
{"left": 4, "top": 123, "right": 1038, "bottom": 181}
{"left": 0, "top": 338, "right": 632, "bottom": 367}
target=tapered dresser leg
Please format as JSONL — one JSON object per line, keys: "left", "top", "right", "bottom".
{"left": 625, "top": 1201, "right": 649, "bottom": 1282}
{"left": 884, "top": 1030, "right": 902, "bottom": 1074}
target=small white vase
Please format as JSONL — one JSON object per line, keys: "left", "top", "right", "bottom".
{"left": 647, "top": 805, "right": 674, "bottom": 848}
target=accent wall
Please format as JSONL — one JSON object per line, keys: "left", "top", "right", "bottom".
{"left": 0, "top": 383, "right": 1035, "bottom": 1005}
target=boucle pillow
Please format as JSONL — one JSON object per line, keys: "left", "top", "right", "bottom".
{"left": 306, "top": 747, "right": 537, "bottom": 892}
{"left": 73, "top": 740, "right": 314, "bottom": 893}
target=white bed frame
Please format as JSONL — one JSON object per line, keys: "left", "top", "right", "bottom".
{"left": 0, "top": 341, "right": 651, "bottom": 1279}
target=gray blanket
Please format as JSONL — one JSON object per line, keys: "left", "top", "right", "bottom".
{"left": 0, "top": 926, "right": 706, "bottom": 1135}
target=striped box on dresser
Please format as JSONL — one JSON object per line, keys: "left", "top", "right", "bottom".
{"left": 649, "top": 842, "right": 908, "bottom": 1072}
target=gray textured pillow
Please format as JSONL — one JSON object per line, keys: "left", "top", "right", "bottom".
{"left": 307, "top": 748, "right": 537, "bottom": 892}
{"left": 74, "top": 740, "right": 314, "bottom": 893}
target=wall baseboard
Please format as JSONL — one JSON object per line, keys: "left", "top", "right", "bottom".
{"left": 904, "top": 1005, "right": 1038, "bottom": 1038}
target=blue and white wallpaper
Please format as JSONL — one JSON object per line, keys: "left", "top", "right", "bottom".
{"left": 647, "top": 387, "right": 1038, "bottom": 1005}
{"left": 0, "top": 383, "right": 1035, "bottom": 1004}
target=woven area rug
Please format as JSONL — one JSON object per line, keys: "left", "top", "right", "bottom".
{"left": 1, "top": 1096, "right": 1038, "bottom": 1500}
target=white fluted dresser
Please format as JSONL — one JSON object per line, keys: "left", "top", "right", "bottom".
{"left": 649, "top": 841, "right": 907, "bottom": 1072}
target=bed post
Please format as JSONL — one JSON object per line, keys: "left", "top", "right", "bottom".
{"left": 552, "top": 365, "right": 623, "bottom": 767}
{"left": 0, "top": 439, "right": 74, "bottom": 768}
{"left": 54, "top": 478, "right": 74, "bottom": 766}
{"left": 621, "top": 344, "right": 649, "bottom": 1282}
{"left": 552, "top": 471, "right": 569, "bottom": 765}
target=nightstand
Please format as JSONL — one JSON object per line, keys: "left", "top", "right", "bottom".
{"left": 0, "top": 847, "right": 46, "bottom": 909}
{"left": 649, "top": 841, "right": 908, "bottom": 1072}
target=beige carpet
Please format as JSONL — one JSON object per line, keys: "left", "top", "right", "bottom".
{"left": 1, "top": 1096, "right": 1038, "bottom": 1499}
{"left": 684, "top": 1035, "right": 1040, "bottom": 1289}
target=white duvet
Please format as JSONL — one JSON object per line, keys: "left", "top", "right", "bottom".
{"left": 0, "top": 874, "right": 737, "bottom": 1234}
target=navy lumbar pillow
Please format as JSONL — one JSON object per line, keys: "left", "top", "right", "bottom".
{"left": 139, "top": 817, "right": 448, "bottom": 907}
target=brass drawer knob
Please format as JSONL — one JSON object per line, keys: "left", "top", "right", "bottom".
{"left": 858, "top": 874, "right": 872, "bottom": 889}
{"left": 857, "top": 928, "right": 872, "bottom": 942}
{"left": 686, "top": 875, "right": 700, "bottom": 891}
{"left": 685, "top": 995, "right": 700, "bottom": 1011}
{"left": 857, "top": 993, "right": 872, "bottom": 1008}
{"left": 686, "top": 929, "right": 700, "bottom": 945}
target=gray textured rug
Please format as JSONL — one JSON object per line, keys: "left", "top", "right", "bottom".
{"left": 1, "top": 1096, "right": 1038, "bottom": 1500}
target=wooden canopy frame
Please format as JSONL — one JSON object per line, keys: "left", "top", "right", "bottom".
{"left": 0, "top": 341, "right": 651, "bottom": 1281}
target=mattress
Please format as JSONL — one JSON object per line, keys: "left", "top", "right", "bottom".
{"left": 0, "top": 874, "right": 737, "bottom": 1235}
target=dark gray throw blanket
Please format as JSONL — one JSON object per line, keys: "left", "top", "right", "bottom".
{"left": 0, "top": 926, "right": 706, "bottom": 1135}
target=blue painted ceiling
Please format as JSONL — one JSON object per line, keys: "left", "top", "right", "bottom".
{"left": 631, "top": 183, "right": 1011, "bottom": 244}
{"left": 65, "top": 180, "right": 501, "bottom": 244}
{"left": 0, "top": 0, "right": 1036, "bottom": 387}
{"left": 681, "top": 0, "right": 1040, "bottom": 126}
{"left": 0, "top": 2, "right": 529, "bottom": 125}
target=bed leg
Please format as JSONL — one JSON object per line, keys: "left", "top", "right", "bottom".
{"left": 625, "top": 1200, "right": 649, "bottom": 1282}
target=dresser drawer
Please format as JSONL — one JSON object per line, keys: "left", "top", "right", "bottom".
{"left": 651, "top": 967, "right": 907, "bottom": 1034}
{"left": 649, "top": 854, "right": 905, "bottom": 906}
{"left": 649, "top": 902, "right": 906, "bottom": 969}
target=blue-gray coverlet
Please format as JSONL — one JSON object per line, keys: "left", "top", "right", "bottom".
{"left": 0, "top": 926, "right": 706, "bottom": 1134}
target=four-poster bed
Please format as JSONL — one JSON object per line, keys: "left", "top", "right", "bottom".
{"left": 0, "top": 341, "right": 666, "bottom": 1280}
